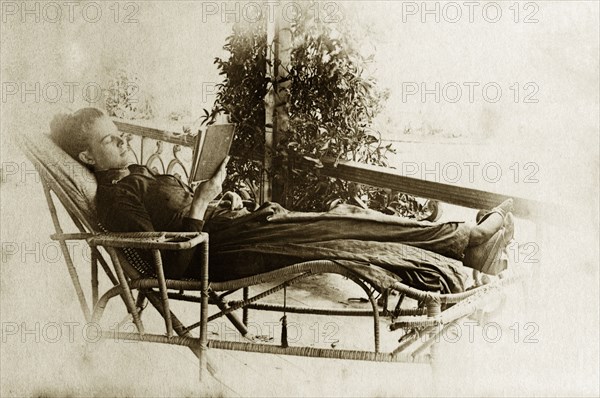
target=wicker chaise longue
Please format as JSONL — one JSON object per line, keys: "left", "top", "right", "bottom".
{"left": 17, "top": 128, "right": 533, "bottom": 380}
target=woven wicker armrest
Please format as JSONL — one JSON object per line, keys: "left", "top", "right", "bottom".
{"left": 87, "top": 231, "right": 208, "bottom": 250}
{"left": 50, "top": 233, "right": 96, "bottom": 241}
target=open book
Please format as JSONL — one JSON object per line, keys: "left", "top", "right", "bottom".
{"left": 189, "top": 124, "right": 235, "bottom": 182}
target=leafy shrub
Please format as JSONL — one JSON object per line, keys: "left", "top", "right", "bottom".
{"left": 203, "top": 4, "right": 436, "bottom": 218}
{"left": 202, "top": 22, "right": 268, "bottom": 200}
{"left": 105, "top": 69, "right": 155, "bottom": 120}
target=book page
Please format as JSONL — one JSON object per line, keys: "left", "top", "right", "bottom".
{"left": 193, "top": 124, "right": 235, "bottom": 182}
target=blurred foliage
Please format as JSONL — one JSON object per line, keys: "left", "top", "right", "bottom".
{"left": 201, "top": 22, "right": 267, "bottom": 199}
{"left": 203, "top": 3, "right": 435, "bottom": 218}
{"left": 105, "top": 69, "right": 155, "bottom": 120}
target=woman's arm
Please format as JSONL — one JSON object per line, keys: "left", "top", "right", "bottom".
{"left": 187, "top": 156, "right": 230, "bottom": 220}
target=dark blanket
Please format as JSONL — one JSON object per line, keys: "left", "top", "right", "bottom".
{"left": 201, "top": 202, "right": 469, "bottom": 293}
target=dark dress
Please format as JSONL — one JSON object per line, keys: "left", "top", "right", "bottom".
{"left": 95, "top": 165, "right": 471, "bottom": 293}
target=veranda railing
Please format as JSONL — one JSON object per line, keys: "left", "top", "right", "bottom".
{"left": 112, "top": 117, "right": 550, "bottom": 224}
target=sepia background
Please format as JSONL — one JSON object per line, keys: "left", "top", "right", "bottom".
{"left": 1, "top": 1, "right": 598, "bottom": 396}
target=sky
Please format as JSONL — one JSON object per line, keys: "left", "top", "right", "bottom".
{"left": 2, "top": 1, "right": 598, "bottom": 142}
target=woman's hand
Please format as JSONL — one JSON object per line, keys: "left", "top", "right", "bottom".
{"left": 188, "top": 156, "right": 230, "bottom": 220}
{"left": 221, "top": 191, "right": 244, "bottom": 211}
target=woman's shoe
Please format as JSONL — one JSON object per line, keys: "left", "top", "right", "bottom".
{"left": 464, "top": 228, "right": 506, "bottom": 275}
{"left": 464, "top": 212, "right": 513, "bottom": 275}
{"left": 503, "top": 212, "right": 514, "bottom": 244}
{"left": 475, "top": 198, "right": 514, "bottom": 225}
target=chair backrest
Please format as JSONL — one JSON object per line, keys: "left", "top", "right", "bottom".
{"left": 16, "top": 131, "right": 154, "bottom": 278}
{"left": 17, "top": 131, "right": 99, "bottom": 231}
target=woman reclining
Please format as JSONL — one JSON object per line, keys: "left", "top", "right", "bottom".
{"left": 50, "top": 108, "right": 515, "bottom": 293}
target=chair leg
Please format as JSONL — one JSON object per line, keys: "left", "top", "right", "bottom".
{"left": 135, "top": 290, "right": 147, "bottom": 317}
{"left": 152, "top": 250, "right": 173, "bottom": 337}
{"left": 426, "top": 300, "right": 441, "bottom": 365}
{"left": 106, "top": 248, "right": 145, "bottom": 334}
{"left": 91, "top": 251, "right": 99, "bottom": 306}
{"left": 142, "top": 290, "right": 215, "bottom": 376}
{"left": 42, "top": 183, "right": 92, "bottom": 321}
{"left": 199, "top": 239, "right": 209, "bottom": 382}
{"left": 209, "top": 291, "right": 249, "bottom": 336}
{"left": 242, "top": 287, "right": 249, "bottom": 326}
{"left": 345, "top": 274, "right": 381, "bottom": 353}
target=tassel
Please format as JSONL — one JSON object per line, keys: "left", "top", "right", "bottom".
{"left": 281, "top": 314, "right": 288, "bottom": 348}
{"left": 281, "top": 286, "right": 289, "bottom": 348}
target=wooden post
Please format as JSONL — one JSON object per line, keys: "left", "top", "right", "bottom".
{"left": 264, "top": 12, "right": 291, "bottom": 204}
{"left": 263, "top": 18, "right": 275, "bottom": 203}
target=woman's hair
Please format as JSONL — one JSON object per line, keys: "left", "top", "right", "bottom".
{"left": 50, "top": 107, "right": 105, "bottom": 161}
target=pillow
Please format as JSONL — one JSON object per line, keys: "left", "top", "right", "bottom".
{"left": 17, "top": 131, "right": 98, "bottom": 222}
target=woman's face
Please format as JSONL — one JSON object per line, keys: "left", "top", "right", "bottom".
{"left": 80, "top": 115, "right": 131, "bottom": 171}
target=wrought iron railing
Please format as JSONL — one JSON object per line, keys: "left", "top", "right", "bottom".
{"left": 114, "top": 118, "right": 549, "bottom": 222}
{"left": 113, "top": 118, "right": 195, "bottom": 182}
